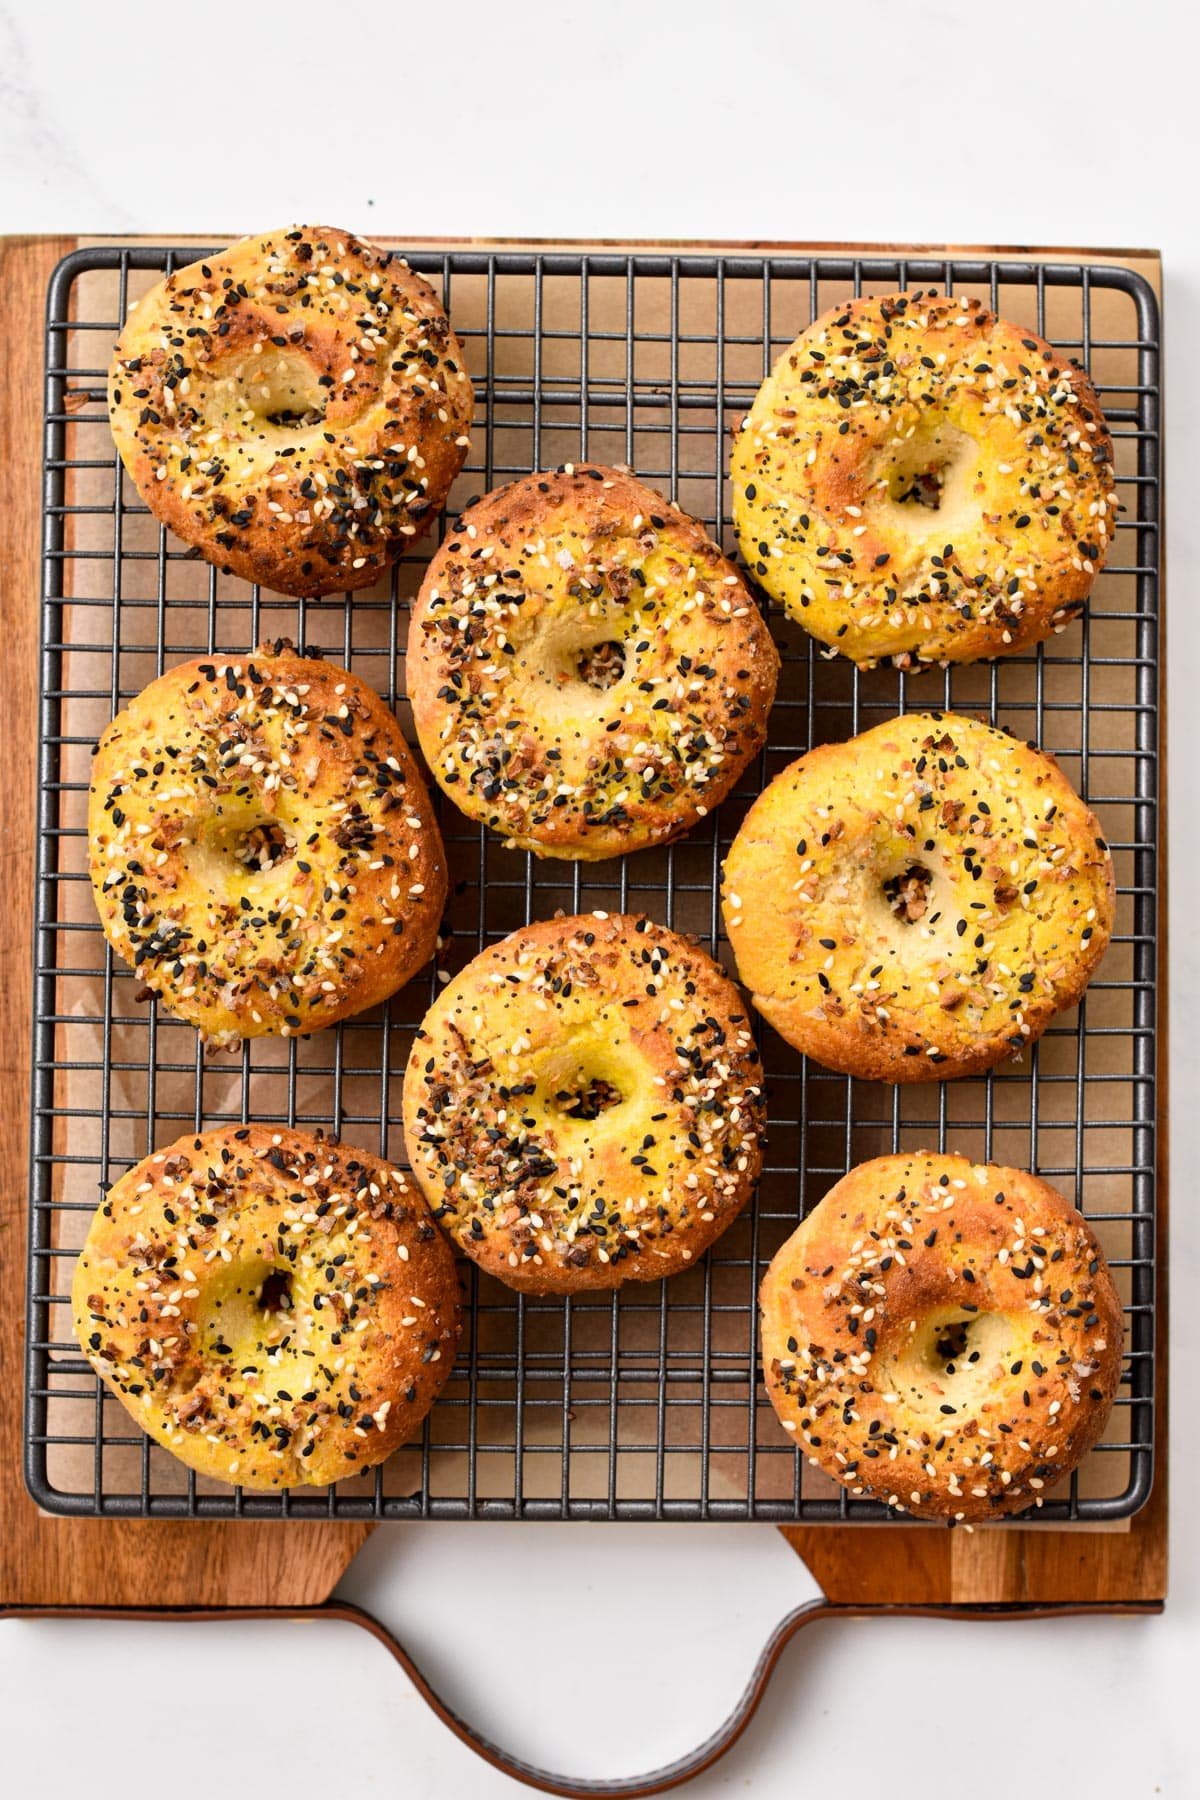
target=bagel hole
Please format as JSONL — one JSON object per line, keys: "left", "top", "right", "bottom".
{"left": 883, "top": 863, "right": 933, "bottom": 924}
{"left": 233, "top": 821, "right": 294, "bottom": 875}
{"left": 918, "top": 1310, "right": 1024, "bottom": 1386}
{"left": 236, "top": 351, "right": 329, "bottom": 433}
{"left": 878, "top": 422, "right": 975, "bottom": 522}
{"left": 889, "top": 463, "right": 947, "bottom": 510}
{"left": 573, "top": 640, "right": 626, "bottom": 691}
{"left": 551, "top": 1073, "right": 624, "bottom": 1121}
{"left": 263, "top": 403, "right": 326, "bottom": 431}
{"left": 257, "top": 1270, "right": 292, "bottom": 1314}
{"left": 933, "top": 1318, "right": 976, "bottom": 1372}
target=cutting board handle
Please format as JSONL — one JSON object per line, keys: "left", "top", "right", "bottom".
{"left": 330, "top": 1593, "right": 832, "bottom": 1795}
{"left": 6, "top": 1597, "right": 1160, "bottom": 1796}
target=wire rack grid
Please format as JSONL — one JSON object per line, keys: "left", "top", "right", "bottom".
{"left": 26, "top": 245, "right": 1160, "bottom": 1521}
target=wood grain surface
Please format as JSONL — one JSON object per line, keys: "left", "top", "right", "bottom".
{"left": 0, "top": 234, "right": 1167, "bottom": 1617}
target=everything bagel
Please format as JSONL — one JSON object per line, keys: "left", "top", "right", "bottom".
{"left": 722, "top": 712, "right": 1114, "bottom": 1081}
{"left": 403, "top": 912, "right": 765, "bottom": 1292}
{"left": 732, "top": 291, "right": 1114, "bottom": 667}
{"left": 88, "top": 644, "right": 447, "bottom": 1045}
{"left": 760, "top": 1152, "right": 1123, "bottom": 1520}
{"left": 72, "top": 1125, "right": 462, "bottom": 1489}
{"left": 407, "top": 465, "right": 779, "bottom": 859}
{"left": 108, "top": 225, "right": 474, "bottom": 596}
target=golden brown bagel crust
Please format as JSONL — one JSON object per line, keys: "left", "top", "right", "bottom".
{"left": 732, "top": 291, "right": 1114, "bottom": 668}
{"left": 108, "top": 225, "right": 473, "bottom": 597}
{"left": 722, "top": 712, "right": 1114, "bottom": 1082}
{"left": 407, "top": 465, "right": 779, "bottom": 859}
{"left": 88, "top": 645, "right": 447, "bottom": 1045}
{"left": 72, "top": 1125, "right": 462, "bottom": 1490}
{"left": 403, "top": 912, "right": 765, "bottom": 1293}
{"left": 760, "top": 1153, "right": 1123, "bottom": 1521}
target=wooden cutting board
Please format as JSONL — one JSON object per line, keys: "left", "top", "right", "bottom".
{"left": 0, "top": 233, "right": 1167, "bottom": 1795}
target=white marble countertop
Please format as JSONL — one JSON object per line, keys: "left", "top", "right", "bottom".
{"left": 3, "top": 0, "right": 1196, "bottom": 1792}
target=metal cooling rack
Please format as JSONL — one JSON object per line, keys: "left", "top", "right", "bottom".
{"left": 26, "top": 246, "right": 1160, "bottom": 1520}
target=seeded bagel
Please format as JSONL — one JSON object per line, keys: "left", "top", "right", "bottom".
{"left": 108, "top": 224, "right": 474, "bottom": 597}
{"left": 72, "top": 1125, "right": 462, "bottom": 1490}
{"left": 732, "top": 290, "right": 1114, "bottom": 667}
{"left": 403, "top": 912, "right": 766, "bottom": 1292}
{"left": 406, "top": 465, "right": 779, "bottom": 859}
{"left": 760, "top": 1152, "right": 1123, "bottom": 1520}
{"left": 88, "top": 645, "right": 446, "bottom": 1046}
{"left": 722, "top": 712, "right": 1114, "bottom": 1081}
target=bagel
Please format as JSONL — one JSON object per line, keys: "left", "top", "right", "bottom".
{"left": 406, "top": 465, "right": 779, "bottom": 859}
{"left": 72, "top": 1125, "right": 462, "bottom": 1489}
{"left": 403, "top": 913, "right": 765, "bottom": 1292}
{"left": 88, "top": 644, "right": 447, "bottom": 1046}
{"left": 108, "top": 225, "right": 473, "bottom": 597}
{"left": 760, "top": 1152, "right": 1123, "bottom": 1520}
{"left": 732, "top": 290, "right": 1114, "bottom": 668}
{"left": 722, "top": 712, "right": 1113, "bottom": 1081}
